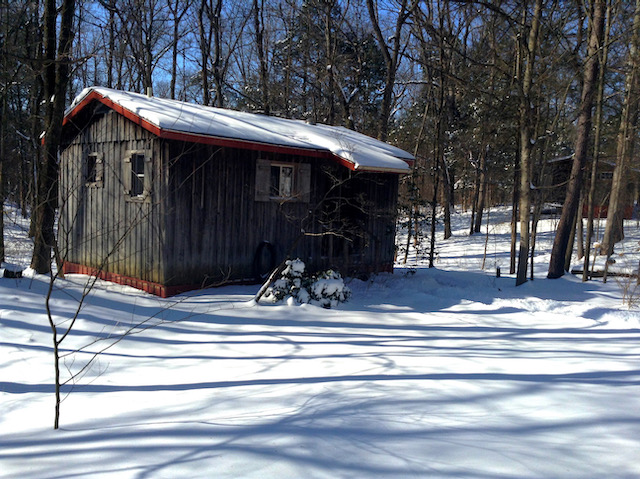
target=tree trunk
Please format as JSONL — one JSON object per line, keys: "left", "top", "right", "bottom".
{"left": 0, "top": 2, "right": 6, "bottom": 263}
{"left": 254, "top": 0, "right": 270, "bottom": 115}
{"left": 470, "top": 152, "right": 480, "bottom": 235}
{"left": 107, "top": 1, "right": 115, "bottom": 88}
{"left": 429, "top": 157, "right": 440, "bottom": 269}
{"left": 198, "top": 0, "right": 212, "bottom": 105}
{"left": 583, "top": 1, "right": 612, "bottom": 281}
{"left": 516, "top": 0, "right": 543, "bottom": 286}
{"left": 601, "top": 0, "right": 640, "bottom": 256}
{"left": 548, "top": 0, "right": 606, "bottom": 278}
{"left": 31, "top": 0, "right": 76, "bottom": 274}
{"left": 212, "top": 0, "right": 223, "bottom": 107}
{"left": 564, "top": 207, "right": 578, "bottom": 272}
{"left": 576, "top": 193, "right": 585, "bottom": 260}
{"left": 510, "top": 152, "right": 519, "bottom": 274}
{"left": 473, "top": 146, "right": 488, "bottom": 234}
{"left": 441, "top": 157, "right": 453, "bottom": 240}
{"left": 168, "top": 0, "right": 189, "bottom": 99}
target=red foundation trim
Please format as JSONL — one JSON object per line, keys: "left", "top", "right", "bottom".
{"left": 62, "top": 261, "right": 394, "bottom": 297}
{"left": 62, "top": 262, "right": 199, "bottom": 298}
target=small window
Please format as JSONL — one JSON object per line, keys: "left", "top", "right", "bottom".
{"left": 85, "top": 152, "right": 103, "bottom": 187}
{"left": 131, "top": 153, "right": 146, "bottom": 197}
{"left": 598, "top": 171, "right": 613, "bottom": 180}
{"left": 255, "top": 159, "right": 311, "bottom": 203}
{"left": 270, "top": 164, "right": 294, "bottom": 198}
{"left": 124, "top": 150, "right": 151, "bottom": 200}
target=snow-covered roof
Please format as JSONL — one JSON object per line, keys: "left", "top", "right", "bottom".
{"left": 64, "top": 87, "right": 413, "bottom": 174}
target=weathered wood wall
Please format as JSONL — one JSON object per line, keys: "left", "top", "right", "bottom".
{"left": 162, "top": 141, "right": 398, "bottom": 287}
{"left": 162, "top": 142, "right": 311, "bottom": 286}
{"left": 60, "top": 105, "right": 399, "bottom": 292}
{"left": 60, "top": 109, "right": 165, "bottom": 284}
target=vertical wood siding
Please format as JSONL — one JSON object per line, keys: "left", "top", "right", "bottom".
{"left": 162, "top": 142, "right": 399, "bottom": 286}
{"left": 59, "top": 111, "right": 165, "bottom": 284}
{"left": 60, "top": 107, "right": 399, "bottom": 292}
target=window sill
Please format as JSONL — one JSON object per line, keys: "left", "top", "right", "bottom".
{"left": 125, "top": 194, "right": 151, "bottom": 203}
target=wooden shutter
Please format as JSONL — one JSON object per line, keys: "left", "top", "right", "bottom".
{"left": 143, "top": 154, "right": 153, "bottom": 197}
{"left": 297, "top": 162, "right": 311, "bottom": 203}
{"left": 123, "top": 153, "right": 132, "bottom": 195}
{"left": 255, "top": 159, "right": 271, "bottom": 201}
{"left": 95, "top": 153, "right": 104, "bottom": 186}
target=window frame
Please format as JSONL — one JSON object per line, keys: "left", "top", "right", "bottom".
{"left": 124, "top": 149, "right": 152, "bottom": 201}
{"left": 270, "top": 163, "right": 295, "bottom": 199}
{"left": 255, "top": 158, "right": 311, "bottom": 203}
{"left": 84, "top": 151, "right": 103, "bottom": 187}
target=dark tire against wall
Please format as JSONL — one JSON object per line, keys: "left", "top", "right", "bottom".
{"left": 253, "top": 240, "right": 276, "bottom": 281}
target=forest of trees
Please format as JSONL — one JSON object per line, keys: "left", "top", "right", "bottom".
{"left": 0, "top": 0, "right": 638, "bottom": 284}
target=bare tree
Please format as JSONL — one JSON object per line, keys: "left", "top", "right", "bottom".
{"left": 168, "top": 0, "right": 194, "bottom": 99}
{"left": 366, "top": 0, "right": 416, "bottom": 141}
{"left": 600, "top": 0, "right": 640, "bottom": 257}
{"left": 253, "top": 0, "right": 270, "bottom": 114}
{"left": 30, "top": 0, "right": 76, "bottom": 274}
{"left": 548, "top": 0, "right": 606, "bottom": 279}
{"left": 583, "top": 0, "right": 614, "bottom": 281}
{"left": 114, "top": 0, "right": 173, "bottom": 95}
{"left": 515, "top": 0, "right": 543, "bottom": 286}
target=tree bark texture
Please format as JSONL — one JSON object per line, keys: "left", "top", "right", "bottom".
{"left": 548, "top": 0, "right": 606, "bottom": 278}
{"left": 600, "top": 0, "right": 640, "bottom": 256}
{"left": 31, "top": 0, "right": 76, "bottom": 274}
{"left": 583, "top": 2, "right": 612, "bottom": 281}
{"left": 516, "top": 0, "right": 543, "bottom": 286}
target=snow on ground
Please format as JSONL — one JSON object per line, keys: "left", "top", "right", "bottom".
{"left": 1, "top": 205, "right": 640, "bottom": 478}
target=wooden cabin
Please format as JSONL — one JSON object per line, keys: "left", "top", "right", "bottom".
{"left": 59, "top": 87, "right": 413, "bottom": 297}
{"left": 547, "top": 156, "right": 639, "bottom": 219}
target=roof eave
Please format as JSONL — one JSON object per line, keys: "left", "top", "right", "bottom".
{"left": 63, "top": 88, "right": 413, "bottom": 174}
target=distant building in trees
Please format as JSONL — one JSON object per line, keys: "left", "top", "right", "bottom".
{"left": 59, "top": 87, "right": 413, "bottom": 296}
{"left": 547, "top": 155, "right": 639, "bottom": 219}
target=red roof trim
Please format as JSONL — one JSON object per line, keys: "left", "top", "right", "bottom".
{"left": 157, "top": 129, "right": 330, "bottom": 159}
{"left": 63, "top": 90, "right": 411, "bottom": 174}
{"left": 64, "top": 91, "right": 334, "bottom": 160}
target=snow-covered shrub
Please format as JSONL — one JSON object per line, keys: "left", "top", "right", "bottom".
{"left": 264, "top": 259, "right": 308, "bottom": 302}
{"left": 264, "top": 259, "right": 350, "bottom": 308}
{"left": 309, "top": 269, "right": 351, "bottom": 308}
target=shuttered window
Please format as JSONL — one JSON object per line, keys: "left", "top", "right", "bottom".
{"left": 255, "top": 159, "right": 311, "bottom": 203}
{"left": 131, "top": 153, "right": 146, "bottom": 196}
{"left": 124, "top": 150, "right": 152, "bottom": 201}
{"left": 85, "top": 152, "right": 103, "bottom": 187}
{"left": 270, "top": 164, "right": 293, "bottom": 197}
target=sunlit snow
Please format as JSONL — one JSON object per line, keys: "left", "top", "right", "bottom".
{"left": 1, "top": 205, "right": 639, "bottom": 478}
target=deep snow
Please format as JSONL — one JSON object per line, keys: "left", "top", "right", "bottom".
{"left": 1, "top": 206, "right": 639, "bottom": 478}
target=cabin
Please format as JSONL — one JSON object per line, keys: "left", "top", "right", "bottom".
{"left": 58, "top": 87, "right": 413, "bottom": 297}
{"left": 547, "top": 155, "right": 639, "bottom": 219}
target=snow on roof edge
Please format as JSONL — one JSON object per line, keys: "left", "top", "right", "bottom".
{"left": 66, "top": 87, "right": 413, "bottom": 173}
